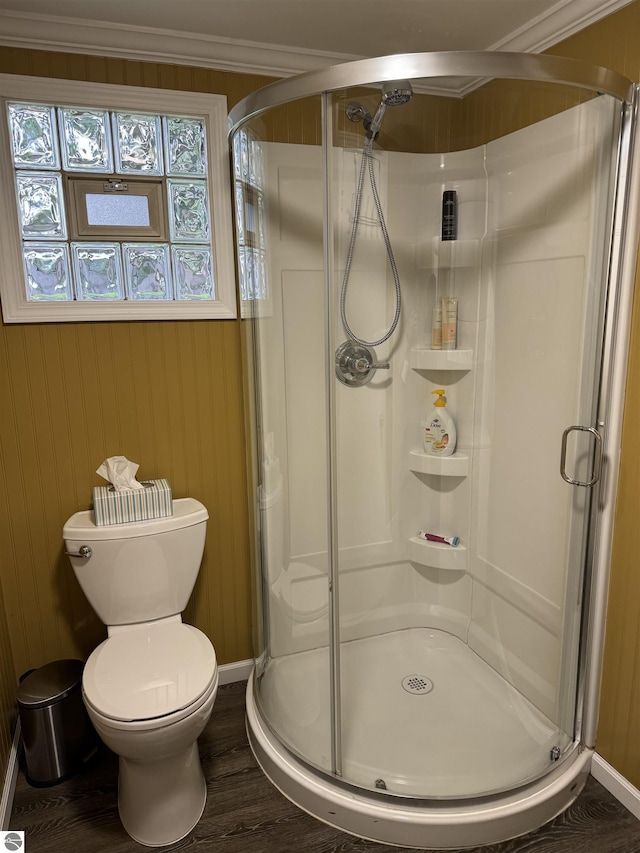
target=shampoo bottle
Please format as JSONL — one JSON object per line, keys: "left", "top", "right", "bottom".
{"left": 442, "top": 190, "right": 458, "bottom": 241}
{"left": 423, "top": 389, "right": 457, "bottom": 457}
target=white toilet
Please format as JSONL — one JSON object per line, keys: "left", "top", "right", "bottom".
{"left": 63, "top": 498, "right": 218, "bottom": 847}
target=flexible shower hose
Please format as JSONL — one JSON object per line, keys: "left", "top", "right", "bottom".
{"left": 339, "top": 136, "right": 402, "bottom": 348}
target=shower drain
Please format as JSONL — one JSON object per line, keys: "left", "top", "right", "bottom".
{"left": 401, "top": 674, "right": 433, "bottom": 695}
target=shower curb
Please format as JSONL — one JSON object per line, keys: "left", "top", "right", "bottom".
{"left": 245, "top": 674, "right": 593, "bottom": 850}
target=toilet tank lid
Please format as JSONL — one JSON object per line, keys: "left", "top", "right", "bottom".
{"left": 63, "top": 497, "right": 208, "bottom": 540}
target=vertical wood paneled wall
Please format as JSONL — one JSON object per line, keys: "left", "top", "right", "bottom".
{"left": 0, "top": 48, "right": 279, "bottom": 775}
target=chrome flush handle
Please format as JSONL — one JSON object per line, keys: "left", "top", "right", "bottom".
{"left": 64, "top": 545, "right": 92, "bottom": 559}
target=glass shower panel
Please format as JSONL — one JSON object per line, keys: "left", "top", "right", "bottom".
{"left": 470, "top": 94, "right": 621, "bottom": 748}
{"left": 330, "top": 84, "right": 620, "bottom": 799}
{"left": 236, "top": 102, "right": 335, "bottom": 774}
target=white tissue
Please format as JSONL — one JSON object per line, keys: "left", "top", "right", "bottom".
{"left": 96, "top": 455, "right": 145, "bottom": 491}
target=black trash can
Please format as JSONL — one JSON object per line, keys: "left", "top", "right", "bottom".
{"left": 17, "top": 659, "right": 98, "bottom": 786}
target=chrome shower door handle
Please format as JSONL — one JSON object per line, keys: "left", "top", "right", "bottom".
{"left": 560, "top": 425, "right": 602, "bottom": 487}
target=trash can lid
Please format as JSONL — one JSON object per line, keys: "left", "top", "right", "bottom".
{"left": 17, "top": 659, "right": 85, "bottom": 709}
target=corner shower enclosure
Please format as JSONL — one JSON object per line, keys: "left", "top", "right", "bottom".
{"left": 229, "top": 53, "right": 638, "bottom": 848}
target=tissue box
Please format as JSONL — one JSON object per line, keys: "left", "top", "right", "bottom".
{"left": 92, "top": 479, "right": 173, "bottom": 526}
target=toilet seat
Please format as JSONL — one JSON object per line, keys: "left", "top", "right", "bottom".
{"left": 83, "top": 620, "right": 217, "bottom": 727}
{"left": 83, "top": 673, "right": 218, "bottom": 733}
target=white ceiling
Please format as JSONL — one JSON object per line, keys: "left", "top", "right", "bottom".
{"left": 0, "top": 0, "right": 632, "bottom": 78}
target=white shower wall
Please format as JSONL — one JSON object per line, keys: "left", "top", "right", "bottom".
{"left": 257, "top": 96, "right": 616, "bottom": 729}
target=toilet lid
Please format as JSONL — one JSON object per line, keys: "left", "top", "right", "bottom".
{"left": 83, "top": 622, "right": 216, "bottom": 722}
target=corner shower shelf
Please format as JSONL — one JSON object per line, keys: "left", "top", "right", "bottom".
{"left": 410, "top": 348, "right": 473, "bottom": 371}
{"left": 409, "top": 450, "right": 469, "bottom": 477}
{"left": 408, "top": 536, "right": 468, "bottom": 571}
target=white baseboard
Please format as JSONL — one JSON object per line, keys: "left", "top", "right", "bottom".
{"left": 218, "top": 658, "right": 253, "bottom": 685}
{"left": 592, "top": 752, "right": 640, "bottom": 820}
{"left": 0, "top": 720, "right": 21, "bottom": 831}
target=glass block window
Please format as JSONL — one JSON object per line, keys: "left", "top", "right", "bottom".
{"left": 59, "top": 107, "right": 113, "bottom": 173}
{"left": 23, "top": 243, "right": 72, "bottom": 301}
{"left": 172, "top": 246, "right": 214, "bottom": 300}
{"left": 164, "top": 117, "right": 206, "bottom": 176}
{"left": 123, "top": 243, "right": 172, "bottom": 300}
{"left": 232, "top": 127, "right": 267, "bottom": 302}
{"left": 7, "top": 100, "right": 216, "bottom": 307}
{"left": 113, "top": 113, "right": 163, "bottom": 176}
{"left": 8, "top": 103, "right": 60, "bottom": 170}
{"left": 72, "top": 243, "right": 124, "bottom": 300}
{"left": 16, "top": 172, "right": 67, "bottom": 240}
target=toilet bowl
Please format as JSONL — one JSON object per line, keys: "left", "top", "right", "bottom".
{"left": 82, "top": 616, "right": 217, "bottom": 846}
{"left": 63, "top": 498, "right": 218, "bottom": 846}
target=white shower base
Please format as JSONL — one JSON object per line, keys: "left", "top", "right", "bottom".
{"left": 248, "top": 627, "right": 591, "bottom": 848}
{"left": 258, "top": 627, "right": 568, "bottom": 797}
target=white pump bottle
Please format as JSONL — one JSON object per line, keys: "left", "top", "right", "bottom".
{"left": 423, "top": 389, "right": 456, "bottom": 457}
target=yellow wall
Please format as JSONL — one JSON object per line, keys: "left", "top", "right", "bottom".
{"left": 1, "top": 1, "right": 640, "bottom": 791}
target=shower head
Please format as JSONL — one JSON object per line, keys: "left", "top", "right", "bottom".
{"left": 380, "top": 80, "right": 413, "bottom": 107}
{"left": 367, "top": 80, "right": 413, "bottom": 137}
{"left": 345, "top": 80, "right": 413, "bottom": 139}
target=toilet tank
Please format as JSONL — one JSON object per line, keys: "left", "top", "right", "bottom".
{"left": 63, "top": 498, "right": 208, "bottom": 627}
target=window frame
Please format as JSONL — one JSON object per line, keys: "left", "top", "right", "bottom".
{"left": 66, "top": 175, "right": 168, "bottom": 240}
{"left": 0, "top": 74, "right": 237, "bottom": 322}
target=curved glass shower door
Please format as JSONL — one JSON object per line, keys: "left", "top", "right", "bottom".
{"left": 231, "top": 63, "right": 628, "bottom": 807}
{"left": 234, "top": 98, "right": 337, "bottom": 774}
{"left": 329, "top": 83, "right": 622, "bottom": 797}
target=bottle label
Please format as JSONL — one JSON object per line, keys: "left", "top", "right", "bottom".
{"left": 424, "top": 416, "right": 450, "bottom": 453}
{"left": 442, "top": 190, "right": 458, "bottom": 241}
{"left": 441, "top": 297, "right": 458, "bottom": 350}
{"left": 442, "top": 321, "right": 457, "bottom": 348}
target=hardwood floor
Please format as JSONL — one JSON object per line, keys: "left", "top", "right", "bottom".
{"left": 10, "top": 681, "right": 640, "bottom": 852}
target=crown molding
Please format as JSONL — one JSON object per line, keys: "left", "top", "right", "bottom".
{"left": 0, "top": 10, "right": 360, "bottom": 78}
{"left": 488, "top": 0, "right": 633, "bottom": 53}
{"left": 0, "top": 0, "right": 633, "bottom": 80}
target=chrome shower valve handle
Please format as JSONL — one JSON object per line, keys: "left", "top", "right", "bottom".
{"left": 335, "top": 341, "right": 389, "bottom": 387}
